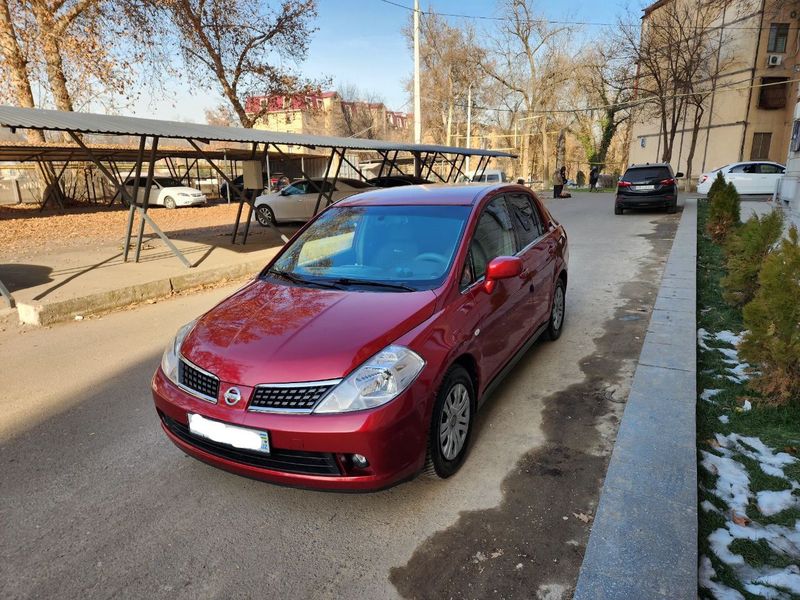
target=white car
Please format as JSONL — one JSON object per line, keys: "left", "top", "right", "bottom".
{"left": 697, "top": 161, "right": 785, "bottom": 196}
{"left": 460, "top": 169, "right": 508, "bottom": 183}
{"left": 120, "top": 177, "right": 207, "bottom": 208}
{"left": 253, "top": 177, "right": 372, "bottom": 225}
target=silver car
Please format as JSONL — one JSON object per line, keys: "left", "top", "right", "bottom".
{"left": 253, "top": 178, "right": 372, "bottom": 225}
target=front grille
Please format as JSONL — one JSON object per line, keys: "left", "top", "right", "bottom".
{"left": 249, "top": 384, "right": 335, "bottom": 412}
{"left": 178, "top": 359, "right": 219, "bottom": 401}
{"left": 160, "top": 413, "right": 342, "bottom": 476}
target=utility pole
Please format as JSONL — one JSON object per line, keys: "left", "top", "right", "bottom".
{"left": 413, "top": 0, "right": 421, "bottom": 144}
{"left": 465, "top": 84, "right": 472, "bottom": 176}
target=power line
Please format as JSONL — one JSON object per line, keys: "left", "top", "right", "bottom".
{"left": 425, "top": 75, "right": 800, "bottom": 116}
{"left": 376, "top": 0, "right": 794, "bottom": 32}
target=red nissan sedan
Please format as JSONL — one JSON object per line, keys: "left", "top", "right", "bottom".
{"left": 153, "top": 184, "right": 568, "bottom": 491}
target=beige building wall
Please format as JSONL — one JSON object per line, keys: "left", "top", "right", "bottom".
{"left": 628, "top": 0, "right": 799, "bottom": 181}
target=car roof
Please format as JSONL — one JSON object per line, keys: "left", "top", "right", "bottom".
{"left": 626, "top": 163, "right": 672, "bottom": 169}
{"left": 336, "top": 183, "right": 521, "bottom": 207}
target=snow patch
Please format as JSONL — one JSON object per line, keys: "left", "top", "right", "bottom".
{"left": 700, "top": 555, "right": 745, "bottom": 600}
{"left": 702, "top": 389, "right": 723, "bottom": 402}
{"left": 698, "top": 328, "right": 713, "bottom": 351}
{"left": 757, "top": 490, "right": 800, "bottom": 518}
{"left": 719, "top": 415, "right": 730, "bottom": 424}
{"left": 716, "top": 330, "right": 743, "bottom": 346}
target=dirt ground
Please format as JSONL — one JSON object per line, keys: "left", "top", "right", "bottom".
{"left": 0, "top": 202, "right": 245, "bottom": 260}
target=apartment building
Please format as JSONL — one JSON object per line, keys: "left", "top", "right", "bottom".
{"left": 628, "top": 0, "right": 800, "bottom": 179}
{"left": 244, "top": 92, "right": 410, "bottom": 141}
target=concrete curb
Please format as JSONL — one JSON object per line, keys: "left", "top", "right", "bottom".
{"left": 16, "top": 258, "right": 267, "bottom": 326}
{"left": 574, "top": 199, "right": 698, "bottom": 599}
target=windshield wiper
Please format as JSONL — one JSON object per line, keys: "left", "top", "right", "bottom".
{"left": 266, "top": 269, "right": 341, "bottom": 290}
{"left": 330, "top": 278, "right": 416, "bottom": 292}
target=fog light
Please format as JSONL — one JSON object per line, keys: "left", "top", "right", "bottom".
{"left": 352, "top": 454, "right": 369, "bottom": 468}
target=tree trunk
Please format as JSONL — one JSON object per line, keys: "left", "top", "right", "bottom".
{"left": 0, "top": 0, "right": 43, "bottom": 141}
{"left": 685, "top": 104, "right": 704, "bottom": 192}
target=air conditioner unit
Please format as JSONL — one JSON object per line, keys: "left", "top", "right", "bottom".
{"left": 768, "top": 54, "right": 783, "bottom": 67}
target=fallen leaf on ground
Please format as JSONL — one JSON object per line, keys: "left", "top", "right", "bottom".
{"left": 731, "top": 512, "right": 751, "bottom": 526}
{"left": 572, "top": 512, "right": 592, "bottom": 523}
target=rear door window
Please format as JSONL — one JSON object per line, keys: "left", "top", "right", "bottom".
{"left": 758, "top": 163, "right": 784, "bottom": 174}
{"left": 623, "top": 167, "right": 671, "bottom": 183}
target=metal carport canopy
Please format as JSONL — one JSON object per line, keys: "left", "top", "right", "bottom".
{"left": 0, "top": 105, "right": 515, "bottom": 158}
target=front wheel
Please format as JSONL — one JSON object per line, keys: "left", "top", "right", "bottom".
{"left": 164, "top": 196, "right": 176, "bottom": 209}
{"left": 255, "top": 205, "right": 276, "bottom": 227}
{"left": 425, "top": 365, "right": 475, "bottom": 479}
{"left": 544, "top": 278, "right": 566, "bottom": 341}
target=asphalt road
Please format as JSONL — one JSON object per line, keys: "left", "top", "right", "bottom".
{"left": 0, "top": 192, "right": 680, "bottom": 600}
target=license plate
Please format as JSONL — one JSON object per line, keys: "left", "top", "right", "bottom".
{"left": 633, "top": 185, "right": 655, "bottom": 191}
{"left": 188, "top": 413, "right": 270, "bottom": 453}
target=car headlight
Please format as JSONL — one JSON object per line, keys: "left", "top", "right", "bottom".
{"left": 161, "top": 319, "right": 198, "bottom": 385}
{"left": 177, "top": 192, "right": 190, "bottom": 197}
{"left": 314, "top": 345, "right": 425, "bottom": 413}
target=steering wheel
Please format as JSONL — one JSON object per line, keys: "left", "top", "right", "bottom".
{"left": 414, "top": 252, "right": 447, "bottom": 267}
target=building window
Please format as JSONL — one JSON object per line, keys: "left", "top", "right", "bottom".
{"left": 758, "top": 77, "right": 788, "bottom": 109}
{"left": 751, "top": 132, "right": 772, "bottom": 160}
{"left": 767, "top": 23, "right": 790, "bottom": 53}
{"left": 792, "top": 120, "right": 800, "bottom": 153}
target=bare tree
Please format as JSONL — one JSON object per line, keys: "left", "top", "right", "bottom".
{"left": 479, "top": 0, "right": 573, "bottom": 181}
{"left": 336, "top": 83, "right": 385, "bottom": 138}
{"left": 405, "top": 9, "right": 483, "bottom": 147}
{"left": 572, "top": 40, "right": 633, "bottom": 173}
{"left": 205, "top": 104, "right": 238, "bottom": 127}
{"left": 166, "top": 0, "right": 321, "bottom": 128}
{"left": 620, "top": 0, "right": 733, "bottom": 164}
{"left": 0, "top": 0, "right": 44, "bottom": 140}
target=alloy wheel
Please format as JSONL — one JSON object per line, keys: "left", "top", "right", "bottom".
{"left": 439, "top": 383, "right": 470, "bottom": 460}
{"left": 552, "top": 285, "right": 565, "bottom": 331}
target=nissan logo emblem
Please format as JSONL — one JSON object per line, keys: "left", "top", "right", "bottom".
{"left": 223, "top": 387, "right": 242, "bottom": 406}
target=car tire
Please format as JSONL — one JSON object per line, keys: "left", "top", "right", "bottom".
{"left": 255, "top": 205, "right": 276, "bottom": 227}
{"left": 164, "top": 196, "right": 176, "bottom": 209}
{"left": 425, "top": 365, "right": 475, "bottom": 479}
{"left": 667, "top": 203, "right": 677, "bottom": 214}
{"left": 614, "top": 205, "right": 623, "bottom": 215}
{"left": 544, "top": 278, "right": 566, "bottom": 341}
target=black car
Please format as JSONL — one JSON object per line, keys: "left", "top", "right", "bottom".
{"left": 615, "top": 163, "right": 683, "bottom": 214}
{"left": 367, "top": 175, "right": 431, "bottom": 188}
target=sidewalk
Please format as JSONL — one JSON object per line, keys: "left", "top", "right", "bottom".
{"left": 574, "top": 199, "right": 698, "bottom": 599}
{"left": 1, "top": 226, "right": 288, "bottom": 325}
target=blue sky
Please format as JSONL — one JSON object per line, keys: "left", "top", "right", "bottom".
{"left": 131, "top": 0, "right": 637, "bottom": 122}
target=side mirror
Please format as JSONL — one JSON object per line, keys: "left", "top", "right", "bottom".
{"left": 483, "top": 256, "right": 523, "bottom": 294}
{"left": 675, "top": 172, "right": 685, "bottom": 178}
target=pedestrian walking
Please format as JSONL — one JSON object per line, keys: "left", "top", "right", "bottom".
{"left": 589, "top": 166, "right": 599, "bottom": 192}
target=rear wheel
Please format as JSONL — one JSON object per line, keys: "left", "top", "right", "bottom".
{"left": 164, "top": 196, "right": 176, "bottom": 209}
{"left": 544, "top": 278, "right": 566, "bottom": 341}
{"left": 667, "top": 203, "right": 677, "bottom": 214}
{"left": 255, "top": 205, "right": 276, "bottom": 227}
{"left": 614, "top": 205, "right": 623, "bottom": 215}
{"left": 425, "top": 365, "right": 475, "bottom": 479}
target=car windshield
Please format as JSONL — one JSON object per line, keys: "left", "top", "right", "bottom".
{"left": 155, "top": 177, "right": 182, "bottom": 187}
{"left": 623, "top": 167, "right": 671, "bottom": 183}
{"left": 268, "top": 205, "right": 471, "bottom": 291}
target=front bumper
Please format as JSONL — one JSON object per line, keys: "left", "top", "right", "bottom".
{"left": 615, "top": 193, "right": 676, "bottom": 209}
{"left": 176, "top": 195, "right": 207, "bottom": 206}
{"left": 152, "top": 367, "right": 428, "bottom": 491}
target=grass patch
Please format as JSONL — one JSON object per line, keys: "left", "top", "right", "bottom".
{"left": 729, "top": 538, "right": 796, "bottom": 570}
{"left": 696, "top": 199, "right": 800, "bottom": 597}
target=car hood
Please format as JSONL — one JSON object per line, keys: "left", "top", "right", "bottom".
{"left": 164, "top": 187, "right": 203, "bottom": 195}
{"left": 181, "top": 279, "right": 437, "bottom": 385}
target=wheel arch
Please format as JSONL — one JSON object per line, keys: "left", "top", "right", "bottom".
{"left": 450, "top": 352, "right": 480, "bottom": 399}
